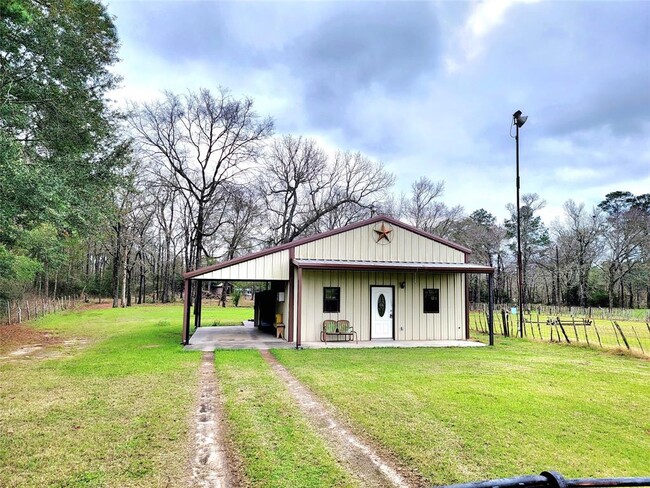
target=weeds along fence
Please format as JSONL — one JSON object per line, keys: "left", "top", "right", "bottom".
{"left": 471, "top": 303, "right": 650, "bottom": 322}
{"left": 469, "top": 308, "right": 650, "bottom": 357}
{"left": 0, "top": 296, "right": 81, "bottom": 326}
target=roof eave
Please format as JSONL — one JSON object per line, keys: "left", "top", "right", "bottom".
{"left": 183, "top": 214, "right": 474, "bottom": 279}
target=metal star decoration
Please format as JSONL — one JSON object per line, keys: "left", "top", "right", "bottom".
{"left": 374, "top": 222, "right": 392, "bottom": 242}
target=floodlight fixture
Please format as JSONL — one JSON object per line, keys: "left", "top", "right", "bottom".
{"left": 513, "top": 110, "right": 528, "bottom": 127}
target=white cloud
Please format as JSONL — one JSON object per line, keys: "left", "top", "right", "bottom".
{"left": 445, "top": 0, "right": 541, "bottom": 72}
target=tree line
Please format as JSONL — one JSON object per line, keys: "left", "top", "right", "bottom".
{"left": 1, "top": 1, "right": 649, "bottom": 312}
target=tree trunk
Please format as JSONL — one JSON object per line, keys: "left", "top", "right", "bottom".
{"left": 121, "top": 247, "right": 127, "bottom": 308}
{"left": 220, "top": 281, "right": 228, "bottom": 308}
{"left": 628, "top": 282, "right": 633, "bottom": 309}
{"left": 44, "top": 265, "right": 50, "bottom": 298}
{"left": 53, "top": 271, "right": 58, "bottom": 299}
{"left": 112, "top": 222, "right": 121, "bottom": 308}
{"left": 607, "top": 276, "right": 615, "bottom": 310}
{"left": 138, "top": 259, "right": 145, "bottom": 305}
{"left": 127, "top": 267, "right": 132, "bottom": 307}
{"left": 620, "top": 280, "right": 624, "bottom": 309}
{"left": 555, "top": 246, "right": 562, "bottom": 306}
{"left": 171, "top": 254, "right": 178, "bottom": 301}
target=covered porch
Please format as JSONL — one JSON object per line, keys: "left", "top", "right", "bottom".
{"left": 185, "top": 320, "right": 487, "bottom": 351}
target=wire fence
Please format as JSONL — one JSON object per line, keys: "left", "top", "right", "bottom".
{"left": 470, "top": 306, "right": 650, "bottom": 357}
{"left": 0, "top": 296, "right": 82, "bottom": 326}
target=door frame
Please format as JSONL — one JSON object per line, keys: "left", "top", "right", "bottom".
{"left": 369, "top": 285, "right": 395, "bottom": 340}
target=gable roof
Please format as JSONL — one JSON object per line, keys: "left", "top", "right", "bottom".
{"left": 184, "top": 214, "right": 473, "bottom": 279}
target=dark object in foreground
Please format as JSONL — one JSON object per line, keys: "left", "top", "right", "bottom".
{"left": 438, "top": 471, "right": 650, "bottom": 488}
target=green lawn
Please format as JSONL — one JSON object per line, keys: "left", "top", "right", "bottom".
{"left": 2, "top": 305, "right": 649, "bottom": 487}
{"left": 0, "top": 304, "right": 201, "bottom": 487}
{"left": 200, "top": 302, "right": 253, "bottom": 326}
{"left": 273, "top": 339, "right": 650, "bottom": 485}
{"left": 215, "top": 350, "right": 356, "bottom": 487}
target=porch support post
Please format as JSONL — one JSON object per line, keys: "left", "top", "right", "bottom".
{"left": 194, "top": 281, "right": 202, "bottom": 329}
{"left": 182, "top": 279, "right": 191, "bottom": 345}
{"left": 464, "top": 255, "right": 470, "bottom": 340}
{"left": 288, "top": 249, "right": 295, "bottom": 342}
{"left": 488, "top": 272, "right": 495, "bottom": 346}
{"left": 296, "top": 266, "right": 303, "bottom": 349}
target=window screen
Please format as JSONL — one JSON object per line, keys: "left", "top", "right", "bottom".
{"left": 323, "top": 287, "right": 340, "bottom": 313}
{"left": 423, "top": 288, "right": 439, "bottom": 313}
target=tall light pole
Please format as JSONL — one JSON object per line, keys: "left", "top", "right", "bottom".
{"left": 513, "top": 110, "right": 527, "bottom": 338}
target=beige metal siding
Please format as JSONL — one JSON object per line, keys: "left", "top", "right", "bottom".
{"left": 300, "top": 270, "right": 466, "bottom": 342}
{"left": 197, "top": 250, "right": 289, "bottom": 281}
{"left": 294, "top": 222, "right": 465, "bottom": 263}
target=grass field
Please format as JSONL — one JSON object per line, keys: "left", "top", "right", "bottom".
{"left": 1, "top": 305, "right": 649, "bottom": 486}
{"left": 274, "top": 340, "right": 650, "bottom": 484}
{"left": 0, "top": 305, "right": 202, "bottom": 487}
{"left": 199, "top": 301, "right": 253, "bottom": 326}
{"left": 470, "top": 311, "right": 650, "bottom": 356}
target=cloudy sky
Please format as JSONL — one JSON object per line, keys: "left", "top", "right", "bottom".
{"left": 106, "top": 0, "right": 650, "bottom": 224}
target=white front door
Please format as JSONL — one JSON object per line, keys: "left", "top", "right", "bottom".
{"left": 371, "top": 286, "right": 393, "bottom": 339}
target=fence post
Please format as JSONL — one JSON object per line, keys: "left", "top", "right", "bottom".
{"left": 571, "top": 316, "right": 579, "bottom": 343}
{"left": 593, "top": 321, "right": 603, "bottom": 348}
{"left": 556, "top": 318, "right": 571, "bottom": 343}
{"left": 631, "top": 326, "right": 644, "bottom": 354}
{"left": 614, "top": 322, "right": 630, "bottom": 350}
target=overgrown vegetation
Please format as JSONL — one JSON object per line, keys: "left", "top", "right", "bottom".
{"left": 470, "top": 311, "right": 650, "bottom": 356}
{"left": 0, "top": 0, "right": 127, "bottom": 301}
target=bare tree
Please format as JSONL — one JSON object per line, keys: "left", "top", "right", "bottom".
{"left": 505, "top": 193, "right": 550, "bottom": 305}
{"left": 457, "top": 209, "right": 506, "bottom": 303}
{"left": 598, "top": 191, "right": 649, "bottom": 308}
{"left": 552, "top": 200, "right": 605, "bottom": 307}
{"left": 260, "top": 135, "right": 394, "bottom": 244}
{"left": 401, "top": 177, "right": 465, "bottom": 238}
{"left": 129, "top": 88, "right": 273, "bottom": 272}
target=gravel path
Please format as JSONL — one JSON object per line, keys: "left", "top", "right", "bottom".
{"left": 190, "top": 352, "right": 232, "bottom": 488}
{"left": 260, "top": 350, "right": 426, "bottom": 488}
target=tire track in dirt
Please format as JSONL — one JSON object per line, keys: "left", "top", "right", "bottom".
{"left": 190, "top": 351, "right": 232, "bottom": 488}
{"left": 260, "top": 350, "right": 426, "bottom": 488}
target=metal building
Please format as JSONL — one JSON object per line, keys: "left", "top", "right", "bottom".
{"left": 182, "top": 215, "right": 494, "bottom": 346}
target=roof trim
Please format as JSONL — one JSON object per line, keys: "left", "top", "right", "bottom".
{"left": 292, "top": 259, "right": 494, "bottom": 274}
{"left": 184, "top": 214, "right": 473, "bottom": 279}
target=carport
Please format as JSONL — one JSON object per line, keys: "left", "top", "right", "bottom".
{"left": 185, "top": 320, "right": 295, "bottom": 351}
{"left": 181, "top": 245, "right": 293, "bottom": 347}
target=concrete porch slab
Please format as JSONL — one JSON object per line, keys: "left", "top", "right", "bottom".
{"left": 185, "top": 321, "right": 486, "bottom": 351}
{"left": 184, "top": 321, "right": 293, "bottom": 351}
{"left": 300, "top": 339, "right": 486, "bottom": 349}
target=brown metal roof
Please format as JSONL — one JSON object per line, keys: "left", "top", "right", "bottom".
{"left": 292, "top": 259, "right": 494, "bottom": 274}
{"left": 184, "top": 214, "right": 474, "bottom": 279}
